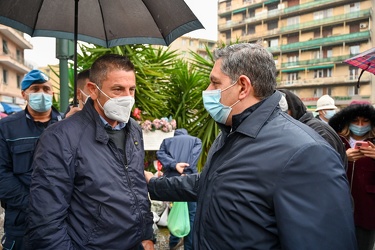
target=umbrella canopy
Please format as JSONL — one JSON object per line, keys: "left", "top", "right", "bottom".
{"left": 344, "top": 47, "right": 375, "bottom": 88}
{"left": 0, "top": 102, "right": 22, "bottom": 114}
{"left": 0, "top": 0, "right": 204, "bottom": 47}
{"left": 0, "top": 0, "right": 204, "bottom": 105}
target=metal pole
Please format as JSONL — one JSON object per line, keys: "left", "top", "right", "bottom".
{"left": 56, "top": 39, "right": 69, "bottom": 112}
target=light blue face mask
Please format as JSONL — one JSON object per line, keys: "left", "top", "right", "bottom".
{"left": 28, "top": 92, "right": 53, "bottom": 112}
{"left": 202, "top": 82, "right": 240, "bottom": 124}
{"left": 349, "top": 123, "right": 371, "bottom": 136}
{"left": 324, "top": 110, "right": 336, "bottom": 120}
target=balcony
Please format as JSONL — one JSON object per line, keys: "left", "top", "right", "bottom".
{"left": 281, "top": 55, "right": 349, "bottom": 68}
{"left": 280, "top": 9, "right": 371, "bottom": 33}
{"left": 0, "top": 52, "right": 32, "bottom": 73}
{"left": 0, "top": 25, "right": 32, "bottom": 49}
{"left": 281, "top": 31, "right": 370, "bottom": 52}
{"left": 278, "top": 74, "right": 371, "bottom": 88}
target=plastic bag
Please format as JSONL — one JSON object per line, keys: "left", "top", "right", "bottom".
{"left": 157, "top": 203, "right": 169, "bottom": 227}
{"left": 167, "top": 202, "right": 190, "bottom": 237}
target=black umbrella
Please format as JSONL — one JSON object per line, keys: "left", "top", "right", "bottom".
{"left": 0, "top": 0, "right": 204, "bottom": 105}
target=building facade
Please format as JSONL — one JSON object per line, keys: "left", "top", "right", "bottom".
{"left": 0, "top": 25, "right": 33, "bottom": 111}
{"left": 218, "top": 0, "right": 374, "bottom": 109}
{"left": 167, "top": 36, "right": 217, "bottom": 60}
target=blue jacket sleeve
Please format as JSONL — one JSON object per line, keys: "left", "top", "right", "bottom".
{"left": 25, "top": 129, "right": 75, "bottom": 250}
{"left": 187, "top": 138, "right": 202, "bottom": 172}
{"left": 273, "top": 143, "right": 357, "bottom": 249}
{"left": 148, "top": 174, "right": 199, "bottom": 202}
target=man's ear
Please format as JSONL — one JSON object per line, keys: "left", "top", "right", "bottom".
{"left": 86, "top": 82, "right": 98, "bottom": 100}
{"left": 21, "top": 90, "right": 27, "bottom": 100}
{"left": 238, "top": 75, "right": 252, "bottom": 100}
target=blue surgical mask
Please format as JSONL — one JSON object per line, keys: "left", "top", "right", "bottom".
{"left": 202, "top": 82, "right": 240, "bottom": 124}
{"left": 28, "top": 92, "right": 53, "bottom": 112}
{"left": 324, "top": 110, "right": 336, "bottom": 120}
{"left": 349, "top": 123, "right": 371, "bottom": 136}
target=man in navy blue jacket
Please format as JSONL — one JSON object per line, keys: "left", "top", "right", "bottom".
{"left": 157, "top": 128, "right": 201, "bottom": 250}
{"left": 0, "top": 70, "right": 63, "bottom": 250}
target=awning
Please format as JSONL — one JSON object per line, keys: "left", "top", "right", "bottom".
{"left": 0, "top": 102, "right": 23, "bottom": 114}
{"left": 233, "top": 7, "right": 247, "bottom": 14}
{"left": 281, "top": 67, "right": 306, "bottom": 73}
{"left": 307, "top": 64, "right": 334, "bottom": 70}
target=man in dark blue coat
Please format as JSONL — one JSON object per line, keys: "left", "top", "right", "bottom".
{"left": 145, "top": 43, "right": 357, "bottom": 249}
{"left": 156, "top": 128, "right": 201, "bottom": 250}
{"left": 26, "top": 54, "right": 154, "bottom": 250}
{"left": 0, "top": 70, "right": 63, "bottom": 250}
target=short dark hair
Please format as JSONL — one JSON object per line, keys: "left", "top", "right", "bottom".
{"left": 77, "top": 69, "right": 90, "bottom": 90}
{"left": 89, "top": 54, "right": 135, "bottom": 88}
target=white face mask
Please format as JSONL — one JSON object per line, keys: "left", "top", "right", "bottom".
{"left": 79, "top": 89, "right": 90, "bottom": 105}
{"left": 96, "top": 85, "right": 135, "bottom": 123}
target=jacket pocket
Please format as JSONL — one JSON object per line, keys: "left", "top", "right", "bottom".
{"left": 12, "top": 143, "right": 35, "bottom": 174}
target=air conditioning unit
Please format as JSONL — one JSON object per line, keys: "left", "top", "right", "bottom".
{"left": 360, "top": 23, "right": 368, "bottom": 29}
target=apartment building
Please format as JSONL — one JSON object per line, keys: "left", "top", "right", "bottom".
{"left": 218, "top": 0, "right": 374, "bottom": 109}
{"left": 157, "top": 36, "right": 217, "bottom": 60}
{"left": 0, "top": 24, "right": 32, "bottom": 112}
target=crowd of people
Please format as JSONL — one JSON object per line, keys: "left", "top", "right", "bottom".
{"left": 0, "top": 42, "right": 374, "bottom": 250}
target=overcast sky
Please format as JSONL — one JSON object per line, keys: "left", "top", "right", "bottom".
{"left": 24, "top": 0, "right": 218, "bottom": 68}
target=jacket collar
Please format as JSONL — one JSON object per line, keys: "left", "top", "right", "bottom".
{"left": 233, "top": 91, "right": 281, "bottom": 138}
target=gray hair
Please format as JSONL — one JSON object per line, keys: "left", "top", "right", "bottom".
{"left": 213, "top": 43, "right": 276, "bottom": 99}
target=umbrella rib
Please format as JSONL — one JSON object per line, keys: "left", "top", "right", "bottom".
{"left": 98, "top": 0, "right": 108, "bottom": 47}
{"left": 32, "top": 0, "right": 46, "bottom": 36}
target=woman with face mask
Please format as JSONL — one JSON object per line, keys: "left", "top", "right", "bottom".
{"left": 329, "top": 101, "right": 375, "bottom": 250}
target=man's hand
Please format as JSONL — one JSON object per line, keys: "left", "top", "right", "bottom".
{"left": 176, "top": 162, "right": 189, "bottom": 175}
{"left": 144, "top": 171, "right": 155, "bottom": 184}
{"left": 141, "top": 240, "right": 154, "bottom": 250}
{"left": 65, "top": 106, "right": 82, "bottom": 118}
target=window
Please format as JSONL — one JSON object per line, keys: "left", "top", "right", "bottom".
{"left": 314, "top": 69, "right": 332, "bottom": 78}
{"left": 287, "top": 73, "right": 298, "bottom": 84}
{"left": 287, "top": 16, "right": 299, "bottom": 26}
{"left": 288, "top": 54, "right": 298, "bottom": 63}
{"left": 287, "top": 34, "right": 299, "bottom": 44}
{"left": 349, "top": 2, "right": 360, "bottom": 12}
{"left": 226, "top": 0, "right": 231, "bottom": 8}
{"left": 323, "top": 48, "right": 333, "bottom": 58}
{"left": 267, "top": 3, "right": 278, "bottom": 11}
{"left": 267, "top": 20, "right": 278, "bottom": 30}
{"left": 350, "top": 45, "right": 360, "bottom": 55}
{"left": 314, "top": 88, "right": 323, "bottom": 97}
{"left": 16, "top": 49, "right": 22, "bottom": 62}
{"left": 248, "top": 25, "right": 255, "bottom": 34}
{"left": 349, "top": 66, "right": 359, "bottom": 80}
{"left": 3, "top": 70, "right": 8, "bottom": 85}
{"left": 312, "top": 50, "right": 321, "bottom": 59}
{"left": 2, "top": 40, "right": 9, "bottom": 54}
{"left": 248, "top": 9, "right": 255, "bottom": 18}
{"left": 314, "top": 9, "right": 333, "bottom": 20}
{"left": 270, "top": 38, "right": 278, "bottom": 47}
{"left": 17, "top": 75, "right": 21, "bottom": 88}
{"left": 348, "top": 86, "right": 359, "bottom": 96}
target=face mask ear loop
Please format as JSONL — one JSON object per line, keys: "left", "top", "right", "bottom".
{"left": 95, "top": 84, "right": 112, "bottom": 100}
{"left": 230, "top": 100, "right": 240, "bottom": 108}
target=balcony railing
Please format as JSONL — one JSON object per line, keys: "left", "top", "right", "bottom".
{"left": 281, "top": 55, "right": 349, "bottom": 68}
{"left": 280, "top": 9, "right": 371, "bottom": 33}
{"left": 281, "top": 31, "right": 370, "bottom": 52}
{"left": 278, "top": 74, "right": 371, "bottom": 87}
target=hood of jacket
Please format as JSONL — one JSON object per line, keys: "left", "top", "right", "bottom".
{"left": 174, "top": 128, "right": 188, "bottom": 136}
{"left": 329, "top": 103, "right": 375, "bottom": 132}
{"left": 278, "top": 89, "right": 307, "bottom": 120}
